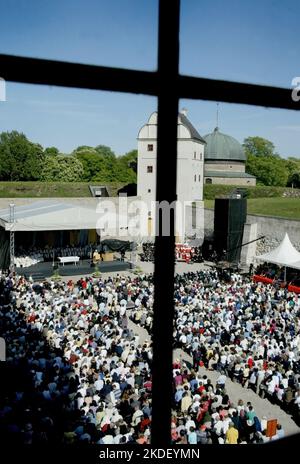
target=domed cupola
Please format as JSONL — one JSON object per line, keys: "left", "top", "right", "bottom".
{"left": 203, "top": 127, "right": 246, "bottom": 162}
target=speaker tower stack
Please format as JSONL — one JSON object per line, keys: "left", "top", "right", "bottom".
{"left": 214, "top": 197, "right": 247, "bottom": 262}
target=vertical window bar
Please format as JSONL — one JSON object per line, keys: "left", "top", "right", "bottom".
{"left": 151, "top": 0, "right": 180, "bottom": 446}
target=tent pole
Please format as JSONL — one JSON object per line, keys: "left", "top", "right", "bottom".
{"left": 9, "top": 203, "right": 15, "bottom": 273}
{"left": 284, "top": 266, "right": 287, "bottom": 282}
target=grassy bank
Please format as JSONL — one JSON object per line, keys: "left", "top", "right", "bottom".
{"left": 205, "top": 197, "right": 300, "bottom": 220}
{"left": 203, "top": 184, "right": 299, "bottom": 199}
{"left": 0, "top": 182, "right": 125, "bottom": 197}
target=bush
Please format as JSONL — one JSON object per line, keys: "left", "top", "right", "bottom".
{"left": 92, "top": 264, "right": 102, "bottom": 278}
{"left": 132, "top": 266, "right": 143, "bottom": 275}
{"left": 51, "top": 268, "right": 61, "bottom": 281}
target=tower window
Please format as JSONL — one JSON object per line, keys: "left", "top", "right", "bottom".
{"left": 147, "top": 166, "right": 153, "bottom": 173}
{"left": 147, "top": 144, "right": 154, "bottom": 151}
{"left": 148, "top": 188, "right": 151, "bottom": 193}
{"left": 200, "top": 153, "right": 203, "bottom": 161}
{"left": 194, "top": 152, "right": 196, "bottom": 159}
{"left": 194, "top": 174, "right": 196, "bottom": 182}
{"left": 198, "top": 175, "right": 201, "bottom": 181}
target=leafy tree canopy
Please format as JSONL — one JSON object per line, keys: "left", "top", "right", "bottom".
{"left": 246, "top": 153, "right": 288, "bottom": 187}
{"left": 44, "top": 146, "right": 59, "bottom": 157}
{"left": 0, "top": 131, "right": 45, "bottom": 181}
{"left": 40, "top": 155, "right": 84, "bottom": 182}
{"left": 243, "top": 136, "right": 278, "bottom": 158}
{"left": 287, "top": 172, "right": 300, "bottom": 188}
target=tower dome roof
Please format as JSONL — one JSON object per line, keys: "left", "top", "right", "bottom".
{"left": 203, "top": 127, "right": 246, "bottom": 162}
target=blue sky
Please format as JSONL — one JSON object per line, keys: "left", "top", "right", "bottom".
{"left": 0, "top": 0, "right": 300, "bottom": 157}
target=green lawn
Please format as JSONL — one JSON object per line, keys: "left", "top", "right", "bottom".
{"left": 0, "top": 182, "right": 125, "bottom": 197}
{"left": 204, "top": 197, "right": 300, "bottom": 220}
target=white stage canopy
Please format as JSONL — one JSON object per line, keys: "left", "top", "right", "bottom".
{"left": 0, "top": 200, "right": 129, "bottom": 235}
{"left": 289, "top": 260, "right": 300, "bottom": 270}
{"left": 256, "top": 233, "right": 300, "bottom": 268}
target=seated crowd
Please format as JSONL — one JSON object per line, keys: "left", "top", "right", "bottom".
{"left": 129, "top": 269, "right": 300, "bottom": 429}
{"left": 170, "top": 358, "right": 285, "bottom": 444}
{"left": 0, "top": 266, "right": 300, "bottom": 445}
{"left": 15, "top": 244, "right": 96, "bottom": 266}
{"left": 171, "top": 270, "right": 300, "bottom": 424}
{"left": 0, "top": 272, "right": 152, "bottom": 444}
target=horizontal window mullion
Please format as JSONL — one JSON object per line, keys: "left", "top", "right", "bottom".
{"left": 178, "top": 74, "right": 300, "bottom": 111}
{"left": 0, "top": 54, "right": 158, "bottom": 96}
{"left": 1, "top": 54, "right": 300, "bottom": 111}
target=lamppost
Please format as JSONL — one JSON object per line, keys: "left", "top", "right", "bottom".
{"left": 9, "top": 203, "right": 15, "bottom": 272}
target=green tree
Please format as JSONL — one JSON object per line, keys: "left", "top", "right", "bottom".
{"left": 44, "top": 146, "right": 59, "bottom": 157}
{"left": 246, "top": 154, "right": 288, "bottom": 186}
{"left": 73, "top": 144, "right": 138, "bottom": 183}
{"left": 0, "top": 131, "right": 45, "bottom": 180}
{"left": 284, "top": 158, "right": 300, "bottom": 187}
{"left": 287, "top": 172, "right": 300, "bottom": 188}
{"left": 40, "top": 155, "right": 84, "bottom": 181}
{"left": 243, "top": 136, "right": 278, "bottom": 158}
{"left": 74, "top": 150, "right": 113, "bottom": 181}
{"left": 73, "top": 145, "right": 96, "bottom": 154}
{"left": 95, "top": 145, "right": 116, "bottom": 160}
{"left": 116, "top": 149, "right": 137, "bottom": 183}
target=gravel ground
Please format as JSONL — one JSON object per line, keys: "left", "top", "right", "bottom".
{"left": 54, "top": 258, "right": 213, "bottom": 283}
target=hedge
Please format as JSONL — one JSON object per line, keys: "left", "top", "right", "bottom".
{"left": 203, "top": 185, "right": 299, "bottom": 200}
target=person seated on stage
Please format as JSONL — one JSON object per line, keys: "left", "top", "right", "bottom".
{"left": 93, "top": 250, "right": 101, "bottom": 263}
{"left": 93, "top": 250, "right": 102, "bottom": 262}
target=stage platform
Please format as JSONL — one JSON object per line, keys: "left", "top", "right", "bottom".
{"left": 16, "top": 259, "right": 131, "bottom": 281}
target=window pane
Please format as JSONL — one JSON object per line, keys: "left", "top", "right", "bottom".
{"left": 0, "top": 87, "right": 157, "bottom": 444}
{"left": 0, "top": 0, "right": 158, "bottom": 70}
{"left": 171, "top": 99, "right": 300, "bottom": 443}
{"left": 1, "top": 82, "right": 156, "bottom": 155}
{"left": 180, "top": 0, "right": 300, "bottom": 88}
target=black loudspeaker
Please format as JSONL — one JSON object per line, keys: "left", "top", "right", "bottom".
{"left": 214, "top": 198, "right": 247, "bottom": 262}
{"left": 201, "top": 238, "right": 214, "bottom": 260}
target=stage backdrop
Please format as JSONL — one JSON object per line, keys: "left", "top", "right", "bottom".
{"left": 97, "top": 239, "right": 135, "bottom": 253}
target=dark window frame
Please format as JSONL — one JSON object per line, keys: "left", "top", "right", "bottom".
{"left": 147, "top": 165, "right": 153, "bottom": 173}
{"left": 1, "top": 0, "right": 299, "bottom": 447}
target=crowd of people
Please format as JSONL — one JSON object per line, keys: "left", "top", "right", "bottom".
{"left": 139, "top": 242, "right": 155, "bottom": 263}
{"left": 129, "top": 268, "right": 300, "bottom": 438}
{"left": 139, "top": 242, "right": 204, "bottom": 264}
{"left": 1, "top": 265, "right": 300, "bottom": 445}
{"left": 0, "top": 272, "right": 153, "bottom": 444}
{"left": 170, "top": 358, "right": 285, "bottom": 444}
{"left": 15, "top": 244, "right": 97, "bottom": 267}
{"left": 171, "top": 270, "right": 300, "bottom": 425}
